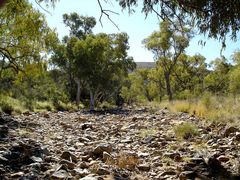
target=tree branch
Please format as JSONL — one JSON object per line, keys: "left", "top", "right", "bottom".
{"left": 35, "top": 0, "right": 52, "bottom": 15}
{"left": 0, "top": 47, "right": 23, "bottom": 72}
{"left": 97, "top": 0, "right": 120, "bottom": 30}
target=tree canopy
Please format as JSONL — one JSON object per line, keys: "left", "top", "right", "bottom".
{"left": 36, "top": 0, "right": 240, "bottom": 43}
{"left": 51, "top": 12, "right": 135, "bottom": 110}
{"left": 143, "top": 21, "right": 192, "bottom": 100}
{"left": 117, "top": 0, "right": 240, "bottom": 42}
{"left": 0, "top": 0, "right": 57, "bottom": 72}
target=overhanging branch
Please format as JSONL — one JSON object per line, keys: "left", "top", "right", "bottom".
{"left": 97, "top": 0, "right": 120, "bottom": 30}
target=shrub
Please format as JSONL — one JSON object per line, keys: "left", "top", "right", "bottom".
{"left": 53, "top": 100, "right": 78, "bottom": 111}
{"left": 98, "top": 101, "right": 114, "bottom": 110}
{"left": 0, "top": 96, "right": 26, "bottom": 114}
{"left": 173, "top": 122, "right": 199, "bottom": 140}
{"left": 34, "top": 101, "right": 54, "bottom": 112}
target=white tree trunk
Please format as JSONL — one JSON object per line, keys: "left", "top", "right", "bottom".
{"left": 75, "top": 78, "right": 81, "bottom": 106}
{"left": 90, "top": 90, "right": 95, "bottom": 111}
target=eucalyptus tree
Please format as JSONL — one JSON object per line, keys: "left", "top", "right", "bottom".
{"left": 227, "top": 51, "right": 240, "bottom": 96}
{"left": 147, "top": 68, "right": 165, "bottom": 101}
{"left": 143, "top": 21, "right": 192, "bottom": 101}
{"left": 63, "top": 13, "right": 96, "bottom": 40}
{"left": 173, "top": 54, "right": 208, "bottom": 96}
{"left": 0, "top": 0, "right": 57, "bottom": 101}
{"left": 52, "top": 13, "right": 96, "bottom": 104}
{"left": 0, "top": 0, "right": 57, "bottom": 72}
{"left": 204, "top": 58, "right": 232, "bottom": 94}
{"left": 73, "top": 32, "right": 135, "bottom": 110}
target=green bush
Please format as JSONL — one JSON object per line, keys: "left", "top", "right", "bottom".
{"left": 53, "top": 100, "right": 78, "bottom": 111}
{"left": 99, "top": 101, "right": 115, "bottom": 109}
{"left": 173, "top": 122, "right": 199, "bottom": 140}
{"left": 201, "top": 92, "right": 213, "bottom": 109}
{"left": 34, "top": 101, "right": 54, "bottom": 112}
{"left": 0, "top": 95, "right": 26, "bottom": 114}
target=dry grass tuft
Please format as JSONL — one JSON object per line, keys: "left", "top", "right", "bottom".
{"left": 117, "top": 152, "right": 139, "bottom": 170}
{"left": 168, "top": 100, "right": 190, "bottom": 113}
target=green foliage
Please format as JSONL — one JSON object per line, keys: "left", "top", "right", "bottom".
{"left": 52, "top": 12, "right": 136, "bottom": 110}
{"left": 98, "top": 101, "right": 115, "bottom": 110}
{"left": 120, "top": 71, "right": 149, "bottom": 104}
{"left": 173, "top": 122, "right": 199, "bottom": 140}
{"left": 201, "top": 92, "right": 213, "bottom": 109}
{"left": 53, "top": 100, "right": 78, "bottom": 111}
{"left": 0, "top": 95, "right": 27, "bottom": 114}
{"left": 232, "top": 51, "right": 240, "bottom": 65}
{"left": 39, "top": 0, "right": 240, "bottom": 42}
{"left": 204, "top": 58, "right": 231, "bottom": 94}
{"left": 63, "top": 13, "right": 96, "bottom": 39}
{"left": 1, "top": 102, "right": 14, "bottom": 115}
{"left": 143, "top": 21, "right": 192, "bottom": 101}
{"left": 229, "top": 65, "right": 240, "bottom": 95}
{"left": 0, "top": 0, "right": 58, "bottom": 71}
{"left": 1, "top": 1, "right": 240, "bottom": 112}
{"left": 34, "top": 101, "right": 55, "bottom": 112}
{"left": 118, "top": 0, "right": 240, "bottom": 42}
{"left": 173, "top": 54, "right": 207, "bottom": 96}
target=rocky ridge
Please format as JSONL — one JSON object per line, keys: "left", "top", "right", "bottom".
{"left": 0, "top": 108, "right": 240, "bottom": 179}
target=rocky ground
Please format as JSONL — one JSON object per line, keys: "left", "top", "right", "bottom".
{"left": 0, "top": 107, "right": 240, "bottom": 180}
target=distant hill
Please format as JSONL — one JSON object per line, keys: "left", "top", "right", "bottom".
{"left": 135, "top": 62, "right": 155, "bottom": 69}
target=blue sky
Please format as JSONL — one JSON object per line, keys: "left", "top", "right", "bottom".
{"left": 32, "top": 0, "right": 239, "bottom": 63}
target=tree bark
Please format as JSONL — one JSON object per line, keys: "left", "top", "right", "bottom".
{"left": 75, "top": 78, "right": 81, "bottom": 106}
{"left": 165, "top": 72, "right": 173, "bottom": 101}
{"left": 89, "top": 90, "right": 95, "bottom": 111}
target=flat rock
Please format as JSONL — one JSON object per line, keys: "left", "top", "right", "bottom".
{"left": 97, "top": 167, "right": 111, "bottom": 175}
{"left": 71, "top": 168, "right": 90, "bottom": 177}
{"left": 51, "top": 170, "right": 69, "bottom": 179}
{"left": 59, "top": 159, "right": 76, "bottom": 170}
{"left": 217, "top": 155, "right": 230, "bottom": 162}
{"left": 93, "top": 143, "right": 112, "bottom": 155}
{"left": 138, "top": 152, "right": 150, "bottom": 158}
{"left": 80, "top": 177, "right": 98, "bottom": 180}
{"left": 11, "top": 172, "right": 24, "bottom": 178}
{"left": 60, "top": 151, "right": 78, "bottom": 163}
{"left": 159, "top": 170, "right": 176, "bottom": 176}
{"left": 223, "top": 126, "right": 239, "bottom": 137}
{"left": 31, "top": 156, "right": 43, "bottom": 163}
{"left": 137, "top": 164, "right": 151, "bottom": 171}
{"left": 102, "top": 151, "right": 112, "bottom": 162}
{"left": 79, "top": 162, "right": 89, "bottom": 169}
{"left": 179, "top": 171, "right": 196, "bottom": 180}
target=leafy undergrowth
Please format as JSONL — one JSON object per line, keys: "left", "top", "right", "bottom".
{"left": 173, "top": 122, "right": 199, "bottom": 140}
{"left": 0, "top": 95, "right": 82, "bottom": 114}
{"left": 0, "top": 95, "right": 27, "bottom": 115}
